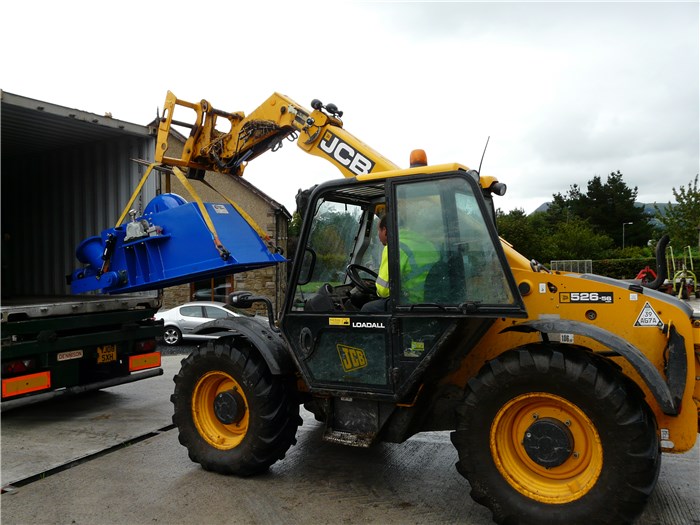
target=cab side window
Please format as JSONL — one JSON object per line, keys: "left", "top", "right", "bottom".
{"left": 395, "top": 182, "right": 444, "bottom": 305}
{"left": 393, "top": 177, "right": 516, "bottom": 306}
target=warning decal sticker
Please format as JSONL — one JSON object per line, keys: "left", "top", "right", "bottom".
{"left": 212, "top": 204, "right": 229, "bottom": 214}
{"left": 634, "top": 302, "right": 664, "bottom": 327}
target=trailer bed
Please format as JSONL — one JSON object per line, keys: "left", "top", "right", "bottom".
{"left": 1, "top": 294, "right": 160, "bottom": 322}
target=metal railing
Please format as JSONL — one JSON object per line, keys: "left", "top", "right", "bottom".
{"left": 550, "top": 260, "right": 593, "bottom": 273}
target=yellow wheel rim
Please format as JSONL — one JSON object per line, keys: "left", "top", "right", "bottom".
{"left": 490, "top": 392, "right": 603, "bottom": 504}
{"left": 192, "top": 370, "right": 249, "bottom": 450}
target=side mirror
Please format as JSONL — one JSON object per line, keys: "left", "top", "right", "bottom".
{"left": 228, "top": 291, "right": 279, "bottom": 333}
{"left": 228, "top": 291, "right": 254, "bottom": 308}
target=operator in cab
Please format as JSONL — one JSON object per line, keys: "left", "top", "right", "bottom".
{"left": 362, "top": 215, "right": 439, "bottom": 312}
{"left": 362, "top": 215, "right": 390, "bottom": 312}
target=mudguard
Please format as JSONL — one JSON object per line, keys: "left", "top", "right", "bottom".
{"left": 502, "top": 319, "right": 687, "bottom": 416}
{"left": 192, "top": 316, "right": 296, "bottom": 376}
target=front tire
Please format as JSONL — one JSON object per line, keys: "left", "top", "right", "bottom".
{"left": 171, "top": 339, "right": 301, "bottom": 476}
{"left": 451, "top": 345, "right": 660, "bottom": 525}
{"left": 163, "top": 326, "right": 182, "bottom": 346}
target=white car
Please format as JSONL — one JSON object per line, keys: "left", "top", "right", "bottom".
{"left": 155, "top": 301, "right": 244, "bottom": 345}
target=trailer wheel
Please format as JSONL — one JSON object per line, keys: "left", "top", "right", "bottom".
{"left": 172, "top": 340, "right": 301, "bottom": 476}
{"left": 451, "top": 345, "right": 660, "bottom": 525}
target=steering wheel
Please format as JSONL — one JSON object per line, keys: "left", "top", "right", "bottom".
{"left": 346, "top": 264, "right": 379, "bottom": 295}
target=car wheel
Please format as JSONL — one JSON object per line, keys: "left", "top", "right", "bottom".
{"left": 163, "top": 326, "right": 182, "bottom": 346}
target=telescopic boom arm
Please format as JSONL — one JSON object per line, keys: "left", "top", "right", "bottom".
{"left": 156, "top": 91, "right": 399, "bottom": 179}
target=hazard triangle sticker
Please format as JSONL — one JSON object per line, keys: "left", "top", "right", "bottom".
{"left": 634, "top": 302, "right": 664, "bottom": 327}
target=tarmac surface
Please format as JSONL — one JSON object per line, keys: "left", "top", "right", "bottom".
{"left": 2, "top": 302, "right": 700, "bottom": 525}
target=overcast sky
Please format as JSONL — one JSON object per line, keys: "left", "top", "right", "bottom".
{"left": 2, "top": 1, "right": 698, "bottom": 215}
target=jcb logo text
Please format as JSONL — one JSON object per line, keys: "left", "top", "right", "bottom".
{"left": 337, "top": 344, "right": 368, "bottom": 372}
{"left": 319, "top": 131, "right": 375, "bottom": 175}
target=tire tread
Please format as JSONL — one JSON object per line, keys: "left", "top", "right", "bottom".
{"left": 171, "top": 340, "right": 300, "bottom": 477}
{"left": 451, "top": 345, "right": 660, "bottom": 525}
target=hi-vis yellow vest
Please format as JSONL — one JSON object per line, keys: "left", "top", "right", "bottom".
{"left": 375, "top": 231, "right": 438, "bottom": 303}
{"left": 376, "top": 246, "right": 390, "bottom": 298}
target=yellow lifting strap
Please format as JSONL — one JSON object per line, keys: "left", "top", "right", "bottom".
{"left": 117, "top": 162, "right": 275, "bottom": 259}
{"left": 170, "top": 167, "right": 230, "bottom": 259}
{"left": 116, "top": 163, "right": 228, "bottom": 258}
{"left": 198, "top": 178, "right": 272, "bottom": 244}
{"left": 116, "top": 163, "right": 157, "bottom": 227}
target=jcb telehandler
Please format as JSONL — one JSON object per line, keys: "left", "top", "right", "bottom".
{"left": 150, "top": 91, "right": 698, "bottom": 525}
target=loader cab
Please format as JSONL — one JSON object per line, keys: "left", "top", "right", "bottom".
{"left": 280, "top": 170, "right": 526, "bottom": 399}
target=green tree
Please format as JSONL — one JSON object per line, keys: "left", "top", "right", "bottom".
{"left": 286, "top": 211, "right": 303, "bottom": 270}
{"left": 541, "top": 217, "right": 614, "bottom": 261}
{"left": 496, "top": 208, "right": 539, "bottom": 256}
{"left": 553, "top": 171, "right": 653, "bottom": 247}
{"left": 546, "top": 191, "right": 577, "bottom": 225}
{"left": 655, "top": 175, "right": 700, "bottom": 249}
{"left": 288, "top": 211, "right": 302, "bottom": 237}
{"left": 497, "top": 209, "right": 613, "bottom": 263}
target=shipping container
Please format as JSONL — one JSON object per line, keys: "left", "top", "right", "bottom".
{"left": 1, "top": 91, "right": 164, "bottom": 410}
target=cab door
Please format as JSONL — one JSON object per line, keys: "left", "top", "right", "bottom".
{"left": 280, "top": 180, "right": 394, "bottom": 397}
{"left": 280, "top": 173, "right": 525, "bottom": 400}
{"left": 385, "top": 173, "right": 526, "bottom": 397}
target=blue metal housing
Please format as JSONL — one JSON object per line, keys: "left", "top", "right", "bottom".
{"left": 70, "top": 194, "right": 286, "bottom": 294}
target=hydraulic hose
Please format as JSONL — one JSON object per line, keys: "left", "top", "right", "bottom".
{"left": 643, "top": 234, "right": 670, "bottom": 290}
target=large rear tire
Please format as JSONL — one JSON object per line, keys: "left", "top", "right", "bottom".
{"left": 451, "top": 345, "right": 660, "bottom": 525}
{"left": 171, "top": 340, "right": 301, "bottom": 476}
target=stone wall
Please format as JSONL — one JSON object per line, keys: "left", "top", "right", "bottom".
{"left": 162, "top": 284, "right": 191, "bottom": 310}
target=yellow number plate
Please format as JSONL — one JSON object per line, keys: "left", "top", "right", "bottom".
{"left": 97, "top": 344, "right": 117, "bottom": 364}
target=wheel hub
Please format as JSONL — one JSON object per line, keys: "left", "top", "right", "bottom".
{"left": 522, "top": 417, "right": 573, "bottom": 468}
{"left": 213, "top": 389, "right": 246, "bottom": 425}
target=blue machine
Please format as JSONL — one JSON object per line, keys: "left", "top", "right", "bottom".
{"left": 70, "top": 193, "right": 286, "bottom": 294}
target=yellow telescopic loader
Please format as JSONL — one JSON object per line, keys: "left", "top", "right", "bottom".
{"left": 152, "top": 91, "right": 699, "bottom": 525}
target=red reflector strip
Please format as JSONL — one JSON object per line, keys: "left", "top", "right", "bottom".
{"left": 2, "top": 371, "right": 51, "bottom": 398}
{"left": 129, "top": 352, "right": 161, "bottom": 372}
